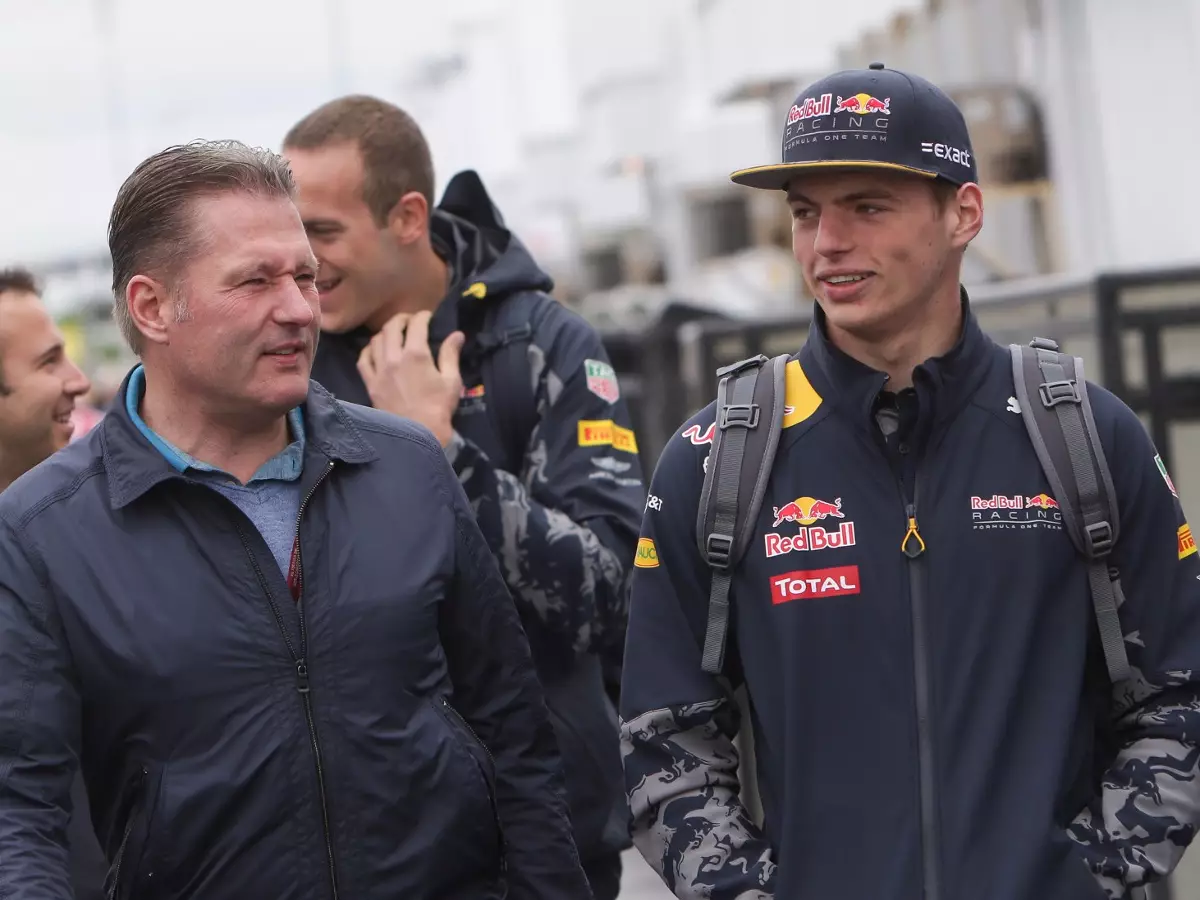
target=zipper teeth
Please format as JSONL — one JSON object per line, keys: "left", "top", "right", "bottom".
{"left": 108, "top": 766, "right": 147, "bottom": 900}
{"left": 108, "top": 811, "right": 136, "bottom": 899}
{"left": 443, "top": 698, "right": 496, "bottom": 766}
{"left": 294, "top": 460, "right": 337, "bottom": 900}
{"left": 905, "top": 474, "right": 940, "bottom": 900}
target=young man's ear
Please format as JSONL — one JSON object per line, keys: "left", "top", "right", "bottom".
{"left": 948, "top": 183, "right": 984, "bottom": 249}
{"left": 386, "top": 191, "right": 431, "bottom": 246}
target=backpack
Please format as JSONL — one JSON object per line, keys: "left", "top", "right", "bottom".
{"left": 459, "top": 293, "right": 538, "bottom": 476}
{"left": 695, "top": 337, "right": 1131, "bottom": 685}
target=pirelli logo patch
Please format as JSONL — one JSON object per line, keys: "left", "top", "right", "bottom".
{"left": 578, "top": 419, "right": 638, "bottom": 454}
{"left": 634, "top": 537, "right": 659, "bottom": 568}
{"left": 1180, "top": 524, "right": 1197, "bottom": 560}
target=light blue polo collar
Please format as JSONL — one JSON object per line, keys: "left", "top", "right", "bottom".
{"left": 125, "top": 365, "right": 305, "bottom": 483}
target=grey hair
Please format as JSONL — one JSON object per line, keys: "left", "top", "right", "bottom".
{"left": 107, "top": 139, "right": 296, "bottom": 352}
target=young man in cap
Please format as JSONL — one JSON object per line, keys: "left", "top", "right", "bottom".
{"left": 619, "top": 63, "right": 1200, "bottom": 899}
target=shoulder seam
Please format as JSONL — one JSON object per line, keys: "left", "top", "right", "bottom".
{"left": 9, "top": 461, "right": 107, "bottom": 531}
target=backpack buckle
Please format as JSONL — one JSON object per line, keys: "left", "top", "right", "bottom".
{"left": 1039, "top": 379, "right": 1080, "bottom": 407}
{"left": 1029, "top": 336, "right": 1060, "bottom": 352}
{"left": 705, "top": 533, "right": 733, "bottom": 567}
{"left": 716, "top": 354, "right": 768, "bottom": 379}
{"left": 1086, "top": 521, "right": 1114, "bottom": 555}
{"left": 720, "top": 403, "right": 760, "bottom": 429}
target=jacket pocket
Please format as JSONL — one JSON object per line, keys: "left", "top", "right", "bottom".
{"left": 431, "top": 696, "right": 508, "bottom": 874}
{"left": 105, "top": 764, "right": 165, "bottom": 900}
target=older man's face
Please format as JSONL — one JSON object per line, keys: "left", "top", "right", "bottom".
{"left": 156, "top": 192, "right": 321, "bottom": 421}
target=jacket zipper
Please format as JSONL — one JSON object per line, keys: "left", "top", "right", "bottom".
{"left": 439, "top": 697, "right": 508, "bottom": 874}
{"left": 238, "top": 459, "right": 339, "bottom": 900}
{"left": 441, "top": 697, "right": 495, "bottom": 768}
{"left": 107, "top": 766, "right": 148, "bottom": 900}
{"left": 900, "top": 475, "right": 940, "bottom": 900}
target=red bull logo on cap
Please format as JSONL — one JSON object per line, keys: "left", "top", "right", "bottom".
{"left": 787, "top": 94, "right": 834, "bottom": 124}
{"left": 765, "top": 496, "right": 856, "bottom": 558}
{"left": 834, "top": 93, "right": 891, "bottom": 116}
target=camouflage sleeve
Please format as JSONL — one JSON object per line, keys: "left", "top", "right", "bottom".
{"left": 1067, "top": 410, "right": 1200, "bottom": 897}
{"left": 619, "top": 407, "right": 777, "bottom": 900}
{"left": 445, "top": 302, "right": 645, "bottom": 662}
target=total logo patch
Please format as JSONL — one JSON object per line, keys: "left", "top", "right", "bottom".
{"left": 634, "top": 537, "right": 659, "bottom": 568}
{"left": 971, "top": 493, "right": 1063, "bottom": 531}
{"left": 1180, "top": 524, "right": 1197, "bottom": 560}
{"left": 771, "top": 565, "right": 861, "bottom": 604}
{"left": 764, "top": 496, "right": 856, "bottom": 557}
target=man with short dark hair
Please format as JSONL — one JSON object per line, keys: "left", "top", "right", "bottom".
{"left": 0, "top": 268, "right": 104, "bottom": 899}
{"left": 0, "top": 269, "right": 91, "bottom": 487}
{"left": 622, "top": 64, "right": 1200, "bottom": 899}
{"left": 284, "top": 96, "right": 644, "bottom": 899}
{"left": 0, "top": 140, "right": 591, "bottom": 899}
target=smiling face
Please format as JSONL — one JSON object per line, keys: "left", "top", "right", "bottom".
{"left": 787, "top": 168, "right": 981, "bottom": 343}
{"left": 284, "top": 141, "right": 416, "bottom": 334}
{"left": 0, "top": 290, "right": 91, "bottom": 476}
{"left": 129, "top": 190, "right": 321, "bottom": 422}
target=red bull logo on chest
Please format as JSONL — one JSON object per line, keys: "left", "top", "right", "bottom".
{"left": 765, "top": 496, "right": 856, "bottom": 557}
{"left": 970, "top": 492, "right": 1063, "bottom": 530}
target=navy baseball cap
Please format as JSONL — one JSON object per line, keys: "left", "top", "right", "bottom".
{"left": 730, "top": 62, "right": 978, "bottom": 190}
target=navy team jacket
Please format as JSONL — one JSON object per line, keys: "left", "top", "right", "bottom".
{"left": 620, "top": 298, "right": 1200, "bottom": 900}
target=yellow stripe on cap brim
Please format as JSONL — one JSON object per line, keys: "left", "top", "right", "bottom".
{"left": 730, "top": 160, "right": 939, "bottom": 190}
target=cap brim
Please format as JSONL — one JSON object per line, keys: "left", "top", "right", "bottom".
{"left": 729, "top": 160, "right": 939, "bottom": 190}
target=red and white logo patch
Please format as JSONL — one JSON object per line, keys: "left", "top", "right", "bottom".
{"left": 770, "top": 565, "right": 861, "bottom": 604}
{"left": 763, "top": 495, "right": 856, "bottom": 557}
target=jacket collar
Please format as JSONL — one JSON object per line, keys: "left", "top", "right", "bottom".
{"left": 801, "top": 286, "right": 993, "bottom": 433}
{"left": 102, "top": 369, "right": 377, "bottom": 510}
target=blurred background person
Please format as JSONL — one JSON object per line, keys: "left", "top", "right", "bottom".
{"left": 0, "top": 268, "right": 92, "bottom": 487}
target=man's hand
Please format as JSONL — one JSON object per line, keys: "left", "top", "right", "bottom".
{"left": 357, "top": 310, "right": 465, "bottom": 447}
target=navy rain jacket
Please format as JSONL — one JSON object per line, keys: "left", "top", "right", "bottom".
{"left": 312, "top": 170, "right": 645, "bottom": 863}
{"left": 620, "top": 298, "right": 1200, "bottom": 900}
{"left": 0, "top": 376, "right": 590, "bottom": 900}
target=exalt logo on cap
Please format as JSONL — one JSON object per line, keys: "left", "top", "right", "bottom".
{"left": 921, "top": 141, "right": 972, "bottom": 169}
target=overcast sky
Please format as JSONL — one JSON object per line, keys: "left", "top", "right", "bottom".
{"left": 0, "top": 0, "right": 917, "bottom": 268}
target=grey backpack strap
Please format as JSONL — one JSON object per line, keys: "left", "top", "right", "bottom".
{"left": 1010, "top": 338, "right": 1130, "bottom": 684}
{"left": 695, "top": 353, "right": 789, "bottom": 675}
